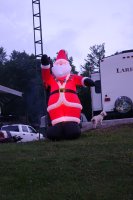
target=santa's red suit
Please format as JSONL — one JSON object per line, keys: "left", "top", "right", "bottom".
{"left": 41, "top": 67, "right": 86, "bottom": 126}
{"left": 41, "top": 49, "right": 95, "bottom": 140}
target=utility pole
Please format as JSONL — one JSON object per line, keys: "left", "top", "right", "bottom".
{"left": 32, "top": 0, "right": 48, "bottom": 134}
{"left": 32, "top": 0, "right": 43, "bottom": 58}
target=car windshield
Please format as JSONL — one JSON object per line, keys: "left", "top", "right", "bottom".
{"left": 1, "top": 125, "right": 19, "bottom": 132}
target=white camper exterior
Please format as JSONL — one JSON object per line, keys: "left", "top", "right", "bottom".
{"left": 91, "top": 50, "right": 133, "bottom": 116}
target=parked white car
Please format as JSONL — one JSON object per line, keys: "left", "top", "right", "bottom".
{"left": 1, "top": 124, "right": 44, "bottom": 142}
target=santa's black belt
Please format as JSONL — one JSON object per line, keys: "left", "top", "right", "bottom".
{"left": 50, "top": 89, "right": 77, "bottom": 95}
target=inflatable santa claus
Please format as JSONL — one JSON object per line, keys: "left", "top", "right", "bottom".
{"left": 41, "top": 49, "right": 95, "bottom": 140}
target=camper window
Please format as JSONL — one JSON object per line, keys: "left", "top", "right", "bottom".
{"left": 95, "top": 80, "right": 101, "bottom": 93}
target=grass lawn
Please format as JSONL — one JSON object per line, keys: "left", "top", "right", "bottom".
{"left": 0, "top": 124, "right": 133, "bottom": 200}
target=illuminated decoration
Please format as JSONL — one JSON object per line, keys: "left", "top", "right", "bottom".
{"left": 41, "top": 50, "right": 95, "bottom": 140}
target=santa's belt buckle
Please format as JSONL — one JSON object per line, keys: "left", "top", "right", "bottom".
{"left": 59, "top": 88, "right": 65, "bottom": 92}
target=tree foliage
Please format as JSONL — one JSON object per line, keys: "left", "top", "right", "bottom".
{"left": 0, "top": 48, "right": 46, "bottom": 127}
{"left": 79, "top": 44, "right": 105, "bottom": 120}
{"left": 81, "top": 43, "right": 105, "bottom": 76}
{"left": 0, "top": 47, "right": 7, "bottom": 65}
{"left": 69, "top": 56, "right": 78, "bottom": 74}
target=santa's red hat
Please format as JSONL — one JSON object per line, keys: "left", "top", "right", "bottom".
{"left": 52, "top": 49, "right": 71, "bottom": 77}
{"left": 56, "top": 49, "right": 68, "bottom": 61}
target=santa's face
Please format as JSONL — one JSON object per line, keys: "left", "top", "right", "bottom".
{"left": 52, "top": 59, "right": 71, "bottom": 78}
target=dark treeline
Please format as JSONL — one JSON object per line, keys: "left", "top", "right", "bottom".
{"left": 0, "top": 47, "right": 45, "bottom": 127}
{"left": 0, "top": 44, "right": 105, "bottom": 126}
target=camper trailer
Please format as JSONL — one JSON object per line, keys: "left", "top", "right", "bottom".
{"left": 91, "top": 50, "right": 133, "bottom": 118}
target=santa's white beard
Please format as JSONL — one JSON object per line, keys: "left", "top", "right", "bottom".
{"left": 52, "top": 63, "right": 71, "bottom": 78}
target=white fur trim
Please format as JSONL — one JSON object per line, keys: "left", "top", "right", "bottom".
{"left": 41, "top": 64, "right": 50, "bottom": 69}
{"left": 62, "top": 93, "right": 82, "bottom": 109}
{"left": 52, "top": 116, "right": 80, "bottom": 125}
{"left": 47, "top": 92, "right": 82, "bottom": 112}
{"left": 47, "top": 76, "right": 82, "bottom": 111}
{"left": 47, "top": 93, "right": 63, "bottom": 111}
{"left": 81, "top": 77, "right": 88, "bottom": 86}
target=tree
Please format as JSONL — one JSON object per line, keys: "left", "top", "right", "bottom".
{"left": 8, "top": 50, "right": 37, "bottom": 90}
{"left": 77, "top": 86, "right": 92, "bottom": 121}
{"left": 81, "top": 43, "right": 105, "bottom": 76}
{"left": 0, "top": 50, "right": 46, "bottom": 126}
{"left": 0, "top": 47, "right": 7, "bottom": 65}
{"left": 77, "top": 44, "right": 105, "bottom": 120}
{"left": 69, "top": 56, "right": 78, "bottom": 74}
